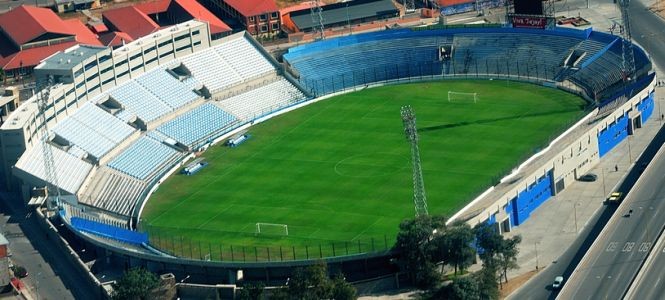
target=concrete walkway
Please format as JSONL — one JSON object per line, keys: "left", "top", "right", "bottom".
{"left": 504, "top": 80, "right": 665, "bottom": 280}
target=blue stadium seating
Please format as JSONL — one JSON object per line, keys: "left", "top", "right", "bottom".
{"left": 156, "top": 103, "right": 238, "bottom": 148}
{"left": 71, "top": 217, "right": 148, "bottom": 245}
{"left": 108, "top": 136, "right": 182, "bottom": 180}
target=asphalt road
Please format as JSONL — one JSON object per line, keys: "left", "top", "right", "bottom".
{"left": 627, "top": 229, "right": 665, "bottom": 299}
{"left": 510, "top": 0, "right": 665, "bottom": 299}
{"left": 557, "top": 0, "right": 665, "bottom": 298}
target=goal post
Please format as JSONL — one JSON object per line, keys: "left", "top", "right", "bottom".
{"left": 255, "top": 223, "right": 289, "bottom": 236}
{"left": 447, "top": 91, "right": 478, "bottom": 103}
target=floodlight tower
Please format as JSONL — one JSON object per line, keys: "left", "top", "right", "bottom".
{"left": 403, "top": 0, "right": 415, "bottom": 12}
{"left": 401, "top": 106, "right": 429, "bottom": 217}
{"left": 618, "top": 0, "right": 636, "bottom": 83}
{"left": 310, "top": 0, "right": 325, "bottom": 40}
{"left": 36, "top": 76, "right": 61, "bottom": 210}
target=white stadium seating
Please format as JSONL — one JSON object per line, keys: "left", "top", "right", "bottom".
{"left": 216, "top": 79, "right": 307, "bottom": 121}
{"left": 15, "top": 142, "right": 94, "bottom": 195}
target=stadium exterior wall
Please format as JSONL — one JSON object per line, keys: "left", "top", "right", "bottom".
{"left": 452, "top": 76, "right": 657, "bottom": 230}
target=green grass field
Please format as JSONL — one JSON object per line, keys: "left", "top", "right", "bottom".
{"left": 141, "top": 80, "right": 586, "bottom": 261}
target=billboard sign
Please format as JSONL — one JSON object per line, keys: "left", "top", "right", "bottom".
{"left": 512, "top": 16, "right": 547, "bottom": 29}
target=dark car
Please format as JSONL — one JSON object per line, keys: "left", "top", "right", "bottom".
{"left": 578, "top": 173, "right": 598, "bottom": 182}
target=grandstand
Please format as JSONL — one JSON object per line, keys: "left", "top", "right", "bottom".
{"left": 6, "top": 22, "right": 655, "bottom": 270}
{"left": 13, "top": 31, "right": 310, "bottom": 221}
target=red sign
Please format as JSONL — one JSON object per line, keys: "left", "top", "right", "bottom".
{"left": 512, "top": 16, "right": 547, "bottom": 29}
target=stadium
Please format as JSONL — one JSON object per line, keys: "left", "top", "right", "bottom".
{"left": 1, "top": 14, "right": 657, "bottom": 289}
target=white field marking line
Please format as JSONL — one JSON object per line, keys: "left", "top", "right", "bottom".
{"left": 150, "top": 106, "right": 333, "bottom": 221}
{"left": 196, "top": 204, "right": 234, "bottom": 229}
{"left": 350, "top": 217, "right": 383, "bottom": 242}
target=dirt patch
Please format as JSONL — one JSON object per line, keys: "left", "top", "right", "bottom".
{"left": 499, "top": 270, "right": 539, "bottom": 299}
{"left": 276, "top": 0, "right": 338, "bottom": 9}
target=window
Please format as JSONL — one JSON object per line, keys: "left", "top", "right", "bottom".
{"left": 74, "top": 68, "right": 83, "bottom": 77}
{"left": 158, "top": 40, "right": 170, "bottom": 48}
{"left": 271, "top": 23, "right": 279, "bottom": 31}
{"left": 271, "top": 12, "right": 278, "bottom": 19}
{"left": 176, "top": 44, "right": 190, "bottom": 52}
{"left": 75, "top": 81, "right": 85, "bottom": 89}
{"left": 88, "top": 73, "right": 99, "bottom": 81}
{"left": 84, "top": 60, "right": 97, "bottom": 71}
{"left": 260, "top": 14, "right": 267, "bottom": 21}
{"left": 131, "top": 64, "right": 142, "bottom": 72}
{"left": 249, "top": 16, "right": 255, "bottom": 22}
{"left": 174, "top": 34, "right": 189, "bottom": 42}
{"left": 98, "top": 54, "right": 111, "bottom": 64}
{"left": 159, "top": 50, "right": 173, "bottom": 58}
{"left": 130, "top": 53, "right": 142, "bottom": 61}
{"left": 89, "top": 84, "right": 100, "bottom": 93}
{"left": 102, "top": 77, "right": 114, "bottom": 86}
{"left": 116, "top": 59, "right": 128, "bottom": 67}
{"left": 143, "top": 46, "right": 156, "bottom": 54}
{"left": 260, "top": 25, "right": 268, "bottom": 33}
{"left": 65, "top": 88, "right": 74, "bottom": 96}
{"left": 193, "top": 41, "right": 201, "bottom": 46}
{"left": 117, "top": 70, "right": 129, "bottom": 78}
{"left": 146, "top": 56, "right": 158, "bottom": 65}
{"left": 55, "top": 95, "right": 65, "bottom": 104}
{"left": 192, "top": 30, "right": 200, "bottom": 36}
{"left": 101, "top": 66, "right": 113, "bottom": 75}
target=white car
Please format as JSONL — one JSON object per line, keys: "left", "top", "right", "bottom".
{"left": 552, "top": 276, "right": 564, "bottom": 289}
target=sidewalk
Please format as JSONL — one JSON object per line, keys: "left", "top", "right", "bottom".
{"left": 503, "top": 80, "right": 665, "bottom": 280}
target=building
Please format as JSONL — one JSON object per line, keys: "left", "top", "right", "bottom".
{"left": 282, "top": 0, "right": 399, "bottom": 33}
{"left": 102, "top": 0, "right": 231, "bottom": 42}
{"left": 0, "top": 20, "right": 211, "bottom": 191}
{"left": 0, "top": 233, "right": 8, "bottom": 288}
{"left": 201, "top": 0, "right": 281, "bottom": 37}
{"left": 54, "top": 0, "right": 98, "bottom": 13}
{"left": 0, "top": 5, "right": 102, "bottom": 82}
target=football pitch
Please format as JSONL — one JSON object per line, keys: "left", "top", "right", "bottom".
{"left": 141, "top": 80, "right": 587, "bottom": 261}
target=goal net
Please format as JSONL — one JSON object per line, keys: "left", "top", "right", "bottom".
{"left": 255, "top": 223, "right": 289, "bottom": 236}
{"left": 448, "top": 91, "right": 478, "bottom": 103}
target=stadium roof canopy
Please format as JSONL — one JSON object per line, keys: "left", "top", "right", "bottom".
{"left": 289, "top": 0, "right": 398, "bottom": 31}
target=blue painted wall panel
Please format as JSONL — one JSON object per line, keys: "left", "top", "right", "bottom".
{"left": 71, "top": 217, "right": 148, "bottom": 245}
{"left": 637, "top": 92, "right": 655, "bottom": 123}
{"left": 510, "top": 171, "right": 554, "bottom": 226}
{"left": 598, "top": 113, "right": 629, "bottom": 157}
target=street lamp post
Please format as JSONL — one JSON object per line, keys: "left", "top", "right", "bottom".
{"left": 535, "top": 242, "right": 539, "bottom": 271}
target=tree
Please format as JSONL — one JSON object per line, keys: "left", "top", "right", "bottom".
{"left": 436, "top": 222, "right": 475, "bottom": 274}
{"left": 287, "top": 261, "right": 356, "bottom": 299}
{"left": 394, "top": 214, "right": 446, "bottom": 288}
{"left": 434, "top": 276, "right": 480, "bottom": 300}
{"left": 474, "top": 222, "right": 503, "bottom": 268}
{"left": 111, "top": 268, "right": 159, "bottom": 300}
{"left": 474, "top": 265, "right": 499, "bottom": 300}
{"left": 498, "top": 235, "right": 522, "bottom": 283}
{"left": 237, "top": 282, "right": 265, "bottom": 300}
{"left": 331, "top": 273, "right": 357, "bottom": 300}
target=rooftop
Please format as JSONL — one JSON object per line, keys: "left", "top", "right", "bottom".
{"left": 0, "top": 5, "right": 74, "bottom": 45}
{"left": 35, "top": 44, "right": 108, "bottom": 72}
{"left": 112, "top": 20, "right": 204, "bottom": 58}
{"left": 224, "top": 0, "right": 279, "bottom": 17}
{"left": 174, "top": 0, "right": 231, "bottom": 34}
{"left": 102, "top": 6, "right": 160, "bottom": 40}
{"left": 290, "top": 0, "right": 398, "bottom": 30}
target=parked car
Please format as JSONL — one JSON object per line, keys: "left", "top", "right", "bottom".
{"left": 607, "top": 192, "right": 623, "bottom": 204}
{"left": 552, "top": 276, "right": 564, "bottom": 289}
{"left": 578, "top": 173, "right": 598, "bottom": 182}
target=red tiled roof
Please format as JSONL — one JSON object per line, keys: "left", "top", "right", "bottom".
{"left": 224, "top": 0, "right": 278, "bottom": 17}
{"left": 174, "top": 0, "right": 231, "bottom": 34}
{"left": 63, "top": 19, "right": 103, "bottom": 46}
{"left": 103, "top": 6, "right": 160, "bottom": 40}
{"left": 0, "top": 42, "right": 76, "bottom": 70}
{"left": 437, "top": 0, "right": 474, "bottom": 6}
{"left": 90, "top": 23, "right": 109, "bottom": 34}
{"left": 136, "top": 0, "right": 171, "bottom": 15}
{"left": 98, "top": 31, "right": 134, "bottom": 48}
{"left": 0, "top": 5, "right": 74, "bottom": 45}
